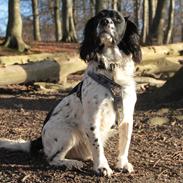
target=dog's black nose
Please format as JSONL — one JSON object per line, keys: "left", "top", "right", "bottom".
{"left": 100, "top": 18, "right": 110, "bottom": 26}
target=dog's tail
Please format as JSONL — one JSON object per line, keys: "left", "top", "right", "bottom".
{"left": 0, "top": 137, "right": 43, "bottom": 155}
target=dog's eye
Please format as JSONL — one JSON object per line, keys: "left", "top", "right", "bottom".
{"left": 113, "top": 17, "right": 121, "bottom": 23}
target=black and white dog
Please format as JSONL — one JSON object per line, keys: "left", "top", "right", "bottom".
{"left": 0, "top": 10, "right": 141, "bottom": 177}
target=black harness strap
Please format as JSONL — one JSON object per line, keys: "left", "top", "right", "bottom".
{"left": 87, "top": 72, "right": 121, "bottom": 95}
{"left": 88, "top": 72, "right": 123, "bottom": 127}
{"left": 68, "top": 81, "right": 83, "bottom": 102}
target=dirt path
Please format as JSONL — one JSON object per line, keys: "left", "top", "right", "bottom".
{"left": 0, "top": 89, "right": 182, "bottom": 183}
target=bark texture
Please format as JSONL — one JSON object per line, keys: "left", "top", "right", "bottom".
{"left": 3, "top": 0, "right": 29, "bottom": 52}
{"left": 0, "top": 59, "right": 86, "bottom": 85}
{"left": 164, "top": 0, "right": 175, "bottom": 44}
{"left": 54, "top": 0, "right": 62, "bottom": 41}
{"left": 62, "top": 0, "right": 77, "bottom": 42}
{"left": 141, "top": 0, "right": 149, "bottom": 44}
{"left": 148, "top": 0, "right": 157, "bottom": 28}
{"left": 148, "top": 0, "right": 166, "bottom": 44}
{"left": 111, "top": 0, "right": 118, "bottom": 10}
{"left": 133, "top": 0, "right": 140, "bottom": 29}
{"left": 95, "top": 0, "right": 108, "bottom": 14}
{"left": 32, "top": 0, "right": 41, "bottom": 41}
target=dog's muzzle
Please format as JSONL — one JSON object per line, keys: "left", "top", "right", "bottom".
{"left": 97, "top": 18, "right": 116, "bottom": 45}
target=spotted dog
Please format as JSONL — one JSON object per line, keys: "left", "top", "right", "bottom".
{"left": 0, "top": 10, "right": 141, "bottom": 177}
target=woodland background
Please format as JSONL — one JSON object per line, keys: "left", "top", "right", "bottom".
{"left": 0, "top": 1, "right": 182, "bottom": 183}
{"left": 0, "top": 0, "right": 182, "bottom": 50}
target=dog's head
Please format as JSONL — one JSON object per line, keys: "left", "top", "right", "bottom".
{"left": 80, "top": 9, "right": 142, "bottom": 63}
{"left": 96, "top": 10, "right": 126, "bottom": 46}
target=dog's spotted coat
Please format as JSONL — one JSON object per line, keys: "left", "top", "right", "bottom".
{"left": 0, "top": 9, "right": 141, "bottom": 177}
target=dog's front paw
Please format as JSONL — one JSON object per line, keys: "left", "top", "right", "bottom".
{"left": 116, "top": 160, "right": 134, "bottom": 173}
{"left": 94, "top": 161, "right": 113, "bottom": 177}
{"left": 95, "top": 166, "right": 113, "bottom": 177}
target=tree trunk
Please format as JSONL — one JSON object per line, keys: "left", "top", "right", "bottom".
{"left": 148, "top": 0, "right": 166, "bottom": 45}
{"left": 0, "top": 60, "right": 60, "bottom": 85}
{"left": 95, "top": 0, "right": 108, "bottom": 14}
{"left": 117, "top": 0, "right": 122, "bottom": 12}
{"left": 90, "top": 0, "right": 95, "bottom": 17}
{"left": 179, "top": 0, "right": 183, "bottom": 41}
{"left": 62, "top": 0, "right": 77, "bottom": 42}
{"left": 82, "top": 0, "right": 86, "bottom": 17}
{"left": 111, "top": 0, "right": 118, "bottom": 10}
{"left": 54, "top": 0, "right": 62, "bottom": 41}
{"left": 32, "top": 0, "right": 41, "bottom": 41}
{"left": 0, "top": 58, "right": 87, "bottom": 86}
{"left": 141, "top": 0, "right": 149, "bottom": 44}
{"left": 3, "top": 0, "right": 29, "bottom": 52}
{"left": 164, "top": 0, "right": 175, "bottom": 44}
{"left": 148, "top": 0, "right": 156, "bottom": 28}
{"left": 133, "top": 0, "right": 140, "bottom": 29}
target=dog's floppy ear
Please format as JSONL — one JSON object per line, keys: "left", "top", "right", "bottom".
{"left": 118, "top": 17, "right": 142, "bottom": 63}
{"left": 80, "top": 16, "right": 98, "bottom": 62}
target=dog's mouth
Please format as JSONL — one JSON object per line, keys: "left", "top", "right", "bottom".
{"left": 98, "top": 30, "right": 115, "bottom": 45}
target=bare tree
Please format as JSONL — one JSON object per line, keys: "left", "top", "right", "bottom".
{"left": 62, "top": 0, "right": 77, "bottom": 42}
{"left": 164, "top": 0, "right": 175, "bottom": 44}
{"left": 141, "top": 0, "right": 149, "bottom": 44}
{"left": 148, "top": 0, "right": 157, "bottom": 29}
{"left": 148, "top": 0, "right": 166, "bottom": 44}
{"left": 95, "top": 0, "right": 108, "bottom": 14}
{"left": 32, "top": 0, "right": 41, "bottom": 41}
{"left": 54, "top": 0, "right": 62, "bottom": 41}
{"left": 111, "top": 0, "right": 118, "bottom": 10}
{"left": 90, "top": 0, "right": 95, "bottom": 16}
{"left": 117, "top": 0, "right": 123, "bottom": 12}
{"left": 89, "top": 0, "right": 95, "bottom": 16}
{"left": 82, "top": 0, "right": 86, "bottom": 16}
{"left": 180, "top": 0, "right": 183, "bottom": 41}
{"left": 3, "top": 0, "right": 29, "bottom": 52}
{"left": 133, "top": 0, "right": 140, "bottom": 31}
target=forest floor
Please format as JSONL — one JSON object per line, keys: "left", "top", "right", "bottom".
{"left": 0, "top": 42, "right": 182, "bottom": 183}
{"left": 0, "top": 41, "right": 79, "bottom": 56}
{"left": 0, "top": 87, "right": 182, "bottom": 183}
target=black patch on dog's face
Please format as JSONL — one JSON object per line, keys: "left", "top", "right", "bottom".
{"left": 80, "top": 9, "right": 142, "bottom": 63}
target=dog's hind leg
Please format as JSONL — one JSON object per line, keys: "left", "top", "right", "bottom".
{"left": 43, "top": 128, "right": 85, "bottom": 170}
{"left": 49, "top": 149, "right": 84, "bottom": 170}
{"left": 66, "top": 131, "right": 92, "bottom": 161}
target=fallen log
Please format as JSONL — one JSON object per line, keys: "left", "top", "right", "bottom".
{"left": 135, "top": 76, "right": 165, "bottom": 86}
{"left": 0, "top": 43, "right": 183, "bottom": 66}
{"left": 0, "top": 42, "right": 182, "bottom": 86}
{"left": 0, "top": 60, "right": 60, "bottom": 85}
{"left": 136, "top": 56, "right": 182, "bottom": 76}
{"left": 0, "top": 59, "right": 86, "bottom": 86}
{"left": 0, "top": 52, "right": 76, "bottom": 66}
{"left": 141, "top": 43, "right": 183, "bottom": 61}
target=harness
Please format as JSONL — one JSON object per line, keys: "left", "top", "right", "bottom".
{"left": 70, "top": 65, "right": 123, "bottom": 127}
{"left": 68, "top": 81, "right": 83, "bottom": 101}
{"left": 87, "top": 71, "right": 123, "bottom": 127}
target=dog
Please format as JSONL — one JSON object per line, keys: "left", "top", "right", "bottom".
{"left": 0, "top": 9, "right": 141, "bottom": 177}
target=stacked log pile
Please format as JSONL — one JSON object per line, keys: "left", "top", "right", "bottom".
{"left": 0, "top": 53, "right": 87, "bottom": 86}
{"left": 0, "top": 43, "right": 182, "bottom": 98}
{"left": 136, "top": 43, "right": 183, "bottom": 91}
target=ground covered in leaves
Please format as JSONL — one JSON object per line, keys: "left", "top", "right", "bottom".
{"left": 0, "top": 86, "right": 182, "bottom": 183}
